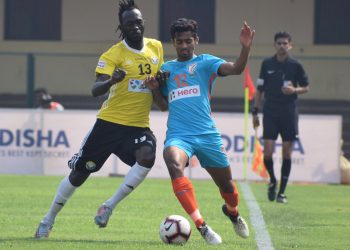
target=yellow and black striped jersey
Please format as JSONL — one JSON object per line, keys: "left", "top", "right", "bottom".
{"left": 95, "top": 38, "right": 164, "bottom": 127}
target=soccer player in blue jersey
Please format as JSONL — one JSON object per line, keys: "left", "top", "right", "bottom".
{"left": 144, "top": 18, "right": 255, "bottom": 245}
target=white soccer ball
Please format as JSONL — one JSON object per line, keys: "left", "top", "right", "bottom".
{"left": 159, "top": 215, "right": 191, "bottom": 244}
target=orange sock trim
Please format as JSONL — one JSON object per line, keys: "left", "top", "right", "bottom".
{"left": 172, "top": 177, "right": 203, "bottom": 225}
{"left": 220, "top": 181, "right": 239, "bottom": 216}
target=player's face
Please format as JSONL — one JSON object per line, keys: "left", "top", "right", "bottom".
{"left": 173, "top": 31, "right": 198, "bottom": 61}
{"left": 121, "top": 9, "right": 145, "bottom": 44}
{"left": 274, "top": 37, "right": 292, "bottom": 56}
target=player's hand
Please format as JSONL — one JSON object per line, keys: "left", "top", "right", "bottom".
{"left": 143, "top": 76, "right": 159, "bottom": 90}
{"left": 281, "top": 81, "right": 296, "bottom": 95}
{"left": 240, "top": 21, "right": 255, "bottom": 48}
{"left": 110, "top": 68, "right": 126, "bottom": 84}
{"left": 155, "top": 70, "right": 170, "bottom": 87}
{"left": 252, "top": 115, "right": 260, "bottom": 128}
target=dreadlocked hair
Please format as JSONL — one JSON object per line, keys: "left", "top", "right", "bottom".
{"left": 117, "top": 0, "right": 140, "bottom": 39}
{"left": 170, "top": 18, "right": 198, "bottom": 40}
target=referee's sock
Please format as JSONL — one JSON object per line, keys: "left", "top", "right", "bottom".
{"left": 264, "top": 158, "right": 276, "bottom": 183}
{"left": 279, "top": 159, "right": 292, "bottom": 195}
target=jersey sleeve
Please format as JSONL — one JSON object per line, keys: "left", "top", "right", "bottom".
{"left": 95, "top": 47, "right": 121, "bottom": 76}
{"left": 205, "top": 54, "right": 226, "bottom": 75}
{"left": 296, "top": 63, "right": 309, "bottom": 87}
{"left": 257, "top": 60, "right": 267, "bottom": 92}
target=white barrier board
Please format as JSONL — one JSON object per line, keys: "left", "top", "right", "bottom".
{"left": 0, "top": 109, "right": 341, "bottom": 183}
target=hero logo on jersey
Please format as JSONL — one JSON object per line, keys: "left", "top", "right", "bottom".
{"left": 128, "top": 79, "right": 151, "bottom": 93}
{"left": 97, "top": 60, "right": 106, "bottom": 69}
{"left": 169, "top": 85, "right": 200, "bottom": 103}
{"left": 187, "top": 63, "right": 197, "bottom": 75}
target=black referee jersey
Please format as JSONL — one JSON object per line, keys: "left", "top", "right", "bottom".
{"left": 257, "top": 55, "right": 309, "bottom": 108}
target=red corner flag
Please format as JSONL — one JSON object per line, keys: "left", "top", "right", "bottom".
{"left": 244, "top": 66, "right": 256, "bottom": 101}
{"left": 252, "top": 134, "right": 269, "bottom": 179}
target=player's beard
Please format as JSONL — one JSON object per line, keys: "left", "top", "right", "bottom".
{"left": 178, "top": 49, "right": 192, "bottom": 61}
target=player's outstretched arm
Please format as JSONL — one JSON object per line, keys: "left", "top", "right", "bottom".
{"left": 91, "top": 69, "right": 126, "bottom": 97}
{"left": 218, "top": 22, "right": 255, "bottom": 76}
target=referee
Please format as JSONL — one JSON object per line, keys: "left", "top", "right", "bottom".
{"left": 252, "top": 31, "right": 310, "bottom": 203}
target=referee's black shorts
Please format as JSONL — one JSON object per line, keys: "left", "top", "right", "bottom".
{"left": 68, "top": 119, "right": 157, "bottom": 173}
{"left": 263, "top": 104, "right": 298, "bottom": 142}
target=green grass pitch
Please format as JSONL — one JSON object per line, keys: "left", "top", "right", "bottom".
{"left": 0, "top": 175, "right": 349, "bottom": 249}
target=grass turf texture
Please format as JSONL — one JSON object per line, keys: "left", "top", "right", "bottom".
{"left": 0, "top": 175, "right": 349, "bottom": 249}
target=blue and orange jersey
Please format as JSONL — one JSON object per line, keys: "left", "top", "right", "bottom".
{"left": 160, "top": 54, "right": 225, "bottom": 137}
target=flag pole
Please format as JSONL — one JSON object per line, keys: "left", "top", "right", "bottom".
{"left": 243, "top": 87, "right": 249, "bottom": 181}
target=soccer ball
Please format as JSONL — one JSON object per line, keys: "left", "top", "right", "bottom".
{"left": 159, "top": 215, "right": 191, "bottom": 244}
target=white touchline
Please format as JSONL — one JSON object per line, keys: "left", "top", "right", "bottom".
{"left": 239, "top": 181, "right": 274, "bottom": 250}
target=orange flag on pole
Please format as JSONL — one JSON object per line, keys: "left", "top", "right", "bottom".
{"left": 244, "top": 66, "right": 256, "bottom": 101}
{"left": 252, "top": 130, "right": 269, "bottom": 179}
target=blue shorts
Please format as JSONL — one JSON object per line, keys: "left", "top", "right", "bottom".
{"left": 164, "top": 133, "right": 229, "bottom": 168}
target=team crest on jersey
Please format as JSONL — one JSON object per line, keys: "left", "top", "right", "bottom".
{"left": 151, "top": 57, "right": 159, "bottom": 65}
{"left": 188, "top": 63, "right": 197, "bottom": 75}
{"left": 97, "top": 60, "right": 105, "bottom": 69}
{"left": 128, "top": 79, "right": 151, "bottom": 93}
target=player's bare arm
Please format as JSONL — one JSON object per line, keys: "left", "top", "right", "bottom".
{"left": 143, "top": 73, "right": 169, "bottom": 111}
{"left": 91, "top": 69, "right": 126, "bottom": 97}
{"left": 218, "top": 22, "right": 255, "bottom": 76}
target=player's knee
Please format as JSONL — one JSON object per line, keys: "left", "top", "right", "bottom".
{"left": 136, "top": 146, "right": 156, "bottom": 168}
{"left": 68, "top": 169, "right": 90, "bottom": 187}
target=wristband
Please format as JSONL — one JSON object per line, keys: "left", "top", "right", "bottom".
{"left": 252, "top": 107, "right": 259, "bottom": 116}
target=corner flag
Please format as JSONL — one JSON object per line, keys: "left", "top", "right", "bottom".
{"left": 244, "top": 66, "right": 256, "bottom": 101}
{"left": 252, "top": 130, "right": 269, "bottom": 179}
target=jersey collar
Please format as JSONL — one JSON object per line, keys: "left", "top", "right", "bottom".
{"left": 122, "top": 39, "right": 146, "bottom": 53}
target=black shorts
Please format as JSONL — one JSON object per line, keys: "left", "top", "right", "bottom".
{"left": 68, "top": 119, "right": 157, "bottom": 173}
{"left": 263, "top": 104, "right": 298, "bottom": 141}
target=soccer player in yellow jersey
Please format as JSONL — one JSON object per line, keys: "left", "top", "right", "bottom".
{"left": 35, "top": 0, "right": 166, "bottom": 239}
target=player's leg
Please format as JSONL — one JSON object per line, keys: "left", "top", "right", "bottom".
{"left": 205, "top": 167, "right": 249, "bottom": 239}
{"left": 35, "top": 119, "right": 113, "bottom": 238}
{"left": 276, "top": 141, "right": 293, "bottom": 203}
{"left": 198, "top": 135, "right": 249, "bottom": 239}
{"left": 263, "top": 113, "right": 279, "bottom": 201}
{"left": 95, "top": 128, "right": 157, "bottom": 227}
{"left": 164, "top": 141, "right": 221, "bottom": 245}
{"left": 164, "top": 145, "right": 203, "bottom": 226}
{"left": 277, "top": 107, "right": 298, "bottom": 203}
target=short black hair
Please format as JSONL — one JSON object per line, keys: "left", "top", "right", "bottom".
{"left": 117, "top": 0, "right": 140, "bottom": 39}
{"left": 170, "top": 18, "right": 198, "bottom": 40}
{"left": 274, "top": 31, "right": 292, "bottom": 42}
